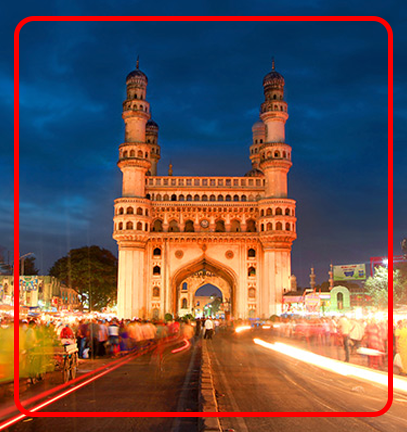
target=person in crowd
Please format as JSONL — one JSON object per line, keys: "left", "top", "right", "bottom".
{"left": 204, "top": 318, "right": 214, "bottom": 339}
{"left": 349, "top": 319, "right": 364, "bottom": 354}
{"left": 108, "top": 319, "right": 120, "bottom": 356}
{"left": 395, "top": 319, "right": 407, "bottom": 375}
{"left": 337, "top": 315, "right": 351, "bottom": 362}
{"left": 364, "top": 318, "right": 385, "bottom": 369}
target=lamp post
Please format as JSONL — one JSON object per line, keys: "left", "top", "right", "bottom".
{"left": 19, "top": 252, "right": 34, "bottom": 276}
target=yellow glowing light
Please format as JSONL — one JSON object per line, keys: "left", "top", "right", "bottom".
{"left": 262, "top": 325, "right": 271, "bottom": 329}
{"left": 235, "top": 325, "right": 251, "bottom": 333}
{"left": 253, "top": 338, "right": 407, "bottom": 394}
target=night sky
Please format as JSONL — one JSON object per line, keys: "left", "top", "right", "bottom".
{"left": 1, "top": 2, "right": 405, "bottom": 288}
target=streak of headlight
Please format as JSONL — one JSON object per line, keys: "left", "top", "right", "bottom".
{"left": 235, "top": 326, "right": 251, "bottom": 333}
{"left": 262, "top": 325, "right": 271, "bottom": 329}
{"left": 253, "top": 338, "right": 407, "bottom": 394}
{"left": 171, "top": 338, "right": 190, "bottom": 353}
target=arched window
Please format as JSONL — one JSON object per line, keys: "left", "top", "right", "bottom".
{"left": 130, "top": 149, "right": 135, "bottom": 157}
{"left": 285, "top": 208, "right": 290, "bottom": 216}
{"left": 248, "top": 267, "right": 256, "bottom": 277}
{"left": 274, "top": 151, "right": 280, "bottom": 158}
{"left": 210, "top": 195, "right": 216, "bottom": 201}
{"left": 248, "top": 248, "right": 256, "bottom": 258}
{"left": 266, "top": 208, "right": 272, "bottom": 216}
{"left": 233, "top": 195, "right": 239, "bottom": 202}
{"left": 187, "top": 194, "right": 192, "bottom": 201}
{"left": 153, "top": 266, "right": 161, "bottom": 276}
{"left": 231, "top": 219, "right": 241, "bottom": 232}
{"left": 225, "top": 195, "right": 231, "bottom": 201}
{"left": 246, "top": 219, "right": 256, "bottom": 232}
{"left": 146, "top": 194, "right": 151, "bottom": 200}
{"left": 123, "top": 151, "right": 128, "bottom": 158}
{"left": 285, "top": 223, "right": 291, "bottom": 231}
{"left": 153, "top": 248, "right": 161, "bottom": 257}
{"left": 261, "top": 224, "right": 264, "bottom": 231}
{"left": 202, "top": 194, "right": 208, "bottom": 201}
{"left": 145, "top": 223, "right": 149, "bottom": 231}
{"left": 137, "top": 207, "right": 143, "bottom": 215}
{"left": 145, "top": 152, "right": 148, "bottom": 158}
{"left": 136, "top": 222, "right": 142, "bottom": 230}
{"left": 156, "top": 194, "right": 162, "bottom": 201}
{"left": 248, "top": 288, "right": 256, "bottom": 298}
{"left": 260, "top": 209, "right": 265, "bottom": 217}
{"left": 182, "top": 282, "right": 188, "bottom": 291}
{"left": 126, "top": 221, "right": 133, "bottom": 230}
{"left": 194, "top": 194, "right": 200, "bottom": 201}
{"left": 153, "top": 287, "right": 160, "bottom": 297}
{"left": 181, "top": 298, "right": 188, "bottom": 309}
{"left": 168, "top": 220, "right": 180, "bottom": 232}
{"left": 118, "top": 222, "right": 123, "bottom": 230}
{"left": 337, "top": 292, "right": 344, "bottom": 310}
{"left": 179, "top": 194, "right": 185, "bottom": 201}
{"left": 152, "top": 219, "right": 163, "bottom": 232}
{"left": 217, "top": 195, "right": 224, "bottom": 201}
{"left": 152, "top": 308, "right": 160, "bottom": 319}
{"left": 137, "top": 150, "right": 143, "bottom": 157}
{"left": 241, "top": 195, "right": 247, "bottom": 202}
{"left": 145, "top": 209, "right": 149, "bottom": 216}
{"left": 184, "top": 220, "right": 195, "bottom": 232}
{"left": 215, "top": 219, "right": 225, "bottom": 232}
{"left": 267, "top": 222, "right": 272, "bottom": 231}
{"left": 118, "top": 207, "right": 124, "bottom": 215}
{"left": 273, "top": 94, "right": 277, "bottom": 100}
{"left": 163, "top": 194, "right": 169, "bottom": 201}
{"left": 276, "top": 222, "right": 283, "bottom": 230}
{"left": 171, "top": 194, "right": 177, "bottom": 201}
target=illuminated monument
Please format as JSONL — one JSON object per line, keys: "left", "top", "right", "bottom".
{"left": 113, "top": 59, "right": 297, "bottom": 319}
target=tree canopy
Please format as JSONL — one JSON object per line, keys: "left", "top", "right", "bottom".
{"left": 21, "top": 256, "right": 39, "bottom": 275}
{"left": 364, "top": 266, "right": 407, "bottom": 308}
{"left": 49, "top": 246, "right": 117, "bottom": 311}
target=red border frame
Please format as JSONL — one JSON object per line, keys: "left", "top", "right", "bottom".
{"left": 13, "top": 15, "right": 393, "bottom": 418}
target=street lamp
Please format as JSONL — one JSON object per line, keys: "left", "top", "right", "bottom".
{"left": 19, "top": 252, "right": 34, "bottom": 276}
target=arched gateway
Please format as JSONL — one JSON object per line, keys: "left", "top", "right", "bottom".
{"left": 172, "top": 257, "right": 236, "bottom": 317}
{"left": 113, "top": 60, "right": 297, "bottom": 320}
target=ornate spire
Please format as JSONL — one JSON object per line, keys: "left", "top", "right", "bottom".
{"left": 168, "top": 162, "right": 173, "bottom": 176}
{"left": 272, "top": 57, "right": 275, "bottom": 71}
{"left": 136, "top": 56, "right": 139, "bottom": 69}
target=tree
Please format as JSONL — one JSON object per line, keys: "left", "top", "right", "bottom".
{"left": 49, "top": 246, "right": 117, "bottom": 311}
{"left": 20, "top": 256, "right": 39, "bottom": 275}
{"left": 364, "top": 266, "right": 407, "bottom": 308}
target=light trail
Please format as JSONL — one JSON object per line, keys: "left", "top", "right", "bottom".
{"left": 0, "top": 342, "right": 159, "bottom": 431}
{"left": 253, "top": 338, "right": 407, "bottom": 394}
{"left": 235, "top": 325, "right": 251, "bottom": 333}
{"left": 171, "top": 338, "right": 191, "bottom": 354}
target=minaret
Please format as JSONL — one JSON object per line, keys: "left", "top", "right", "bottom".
{"left": 145, "top": 119, "right": 160, "bottom": 176}
{"left": 113, "top": 60, "right": 153, "bottom": 319}
{"left": 257, "top": 59, "right": 297, "bottom": 318}
{"left": 259, "top": 58, "right": 292, "bottom": 198}
{"left": 118, "top": 58, "right": 152, "bottom": 197}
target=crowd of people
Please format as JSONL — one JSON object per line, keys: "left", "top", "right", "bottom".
{"left": 0, "top": 315, "right": 196, "bottom": 384}
{"left": 0, "top": 313, "right": 406, "bottom": 385}
{"left": 266, "top": 315, "right": 407, "bottom": 374}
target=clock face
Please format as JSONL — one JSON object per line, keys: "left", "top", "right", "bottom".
{"left": 200, "top": 219, "right": 209, "bottom": 228}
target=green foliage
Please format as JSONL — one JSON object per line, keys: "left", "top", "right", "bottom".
{"left": 21, "top": 256, "right": 39, "bottom": 275}
{"left": 164, "top": 313, "right": 173, "bottom": 322}
{"left": 49, "top": 246, "right": 117, "bottom": 311}
{"left": 364, "top": 266, "right": 407, "bottom": 307}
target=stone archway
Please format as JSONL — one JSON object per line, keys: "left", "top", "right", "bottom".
{"left": 171, "top": 257, "right": 237, "bottom": 317}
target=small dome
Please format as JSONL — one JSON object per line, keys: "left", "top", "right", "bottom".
{"left": 263, "top": 58, "right": 284, "bottom": 88}
{"left": 146, "top": 119, "right": 159, "bottom": 131}
{"left": 263, "top": 70, "right": 284, "bottom": 88}
{"left": 244, "top": 168, "right": 264, "bottom": 177}
{"left": 126, "top": 59, "right": 148, "bottom": 85}
{"left": 252, "top": 120, "right": 265, "bottom": 132}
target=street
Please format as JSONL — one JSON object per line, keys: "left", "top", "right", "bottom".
{"left": 2, "top": 332, "right": 407, "bottom": 432}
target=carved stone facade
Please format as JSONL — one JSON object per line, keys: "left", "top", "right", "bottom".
{"left": 113, "top": 60, "right": 297, "bottom": 319}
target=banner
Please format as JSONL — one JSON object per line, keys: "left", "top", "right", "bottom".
{"left": 19, "top": 276, "right": 38, "bottom": 292}
{"left": 333, "top": 264, "right": 366, "bottom": 281}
